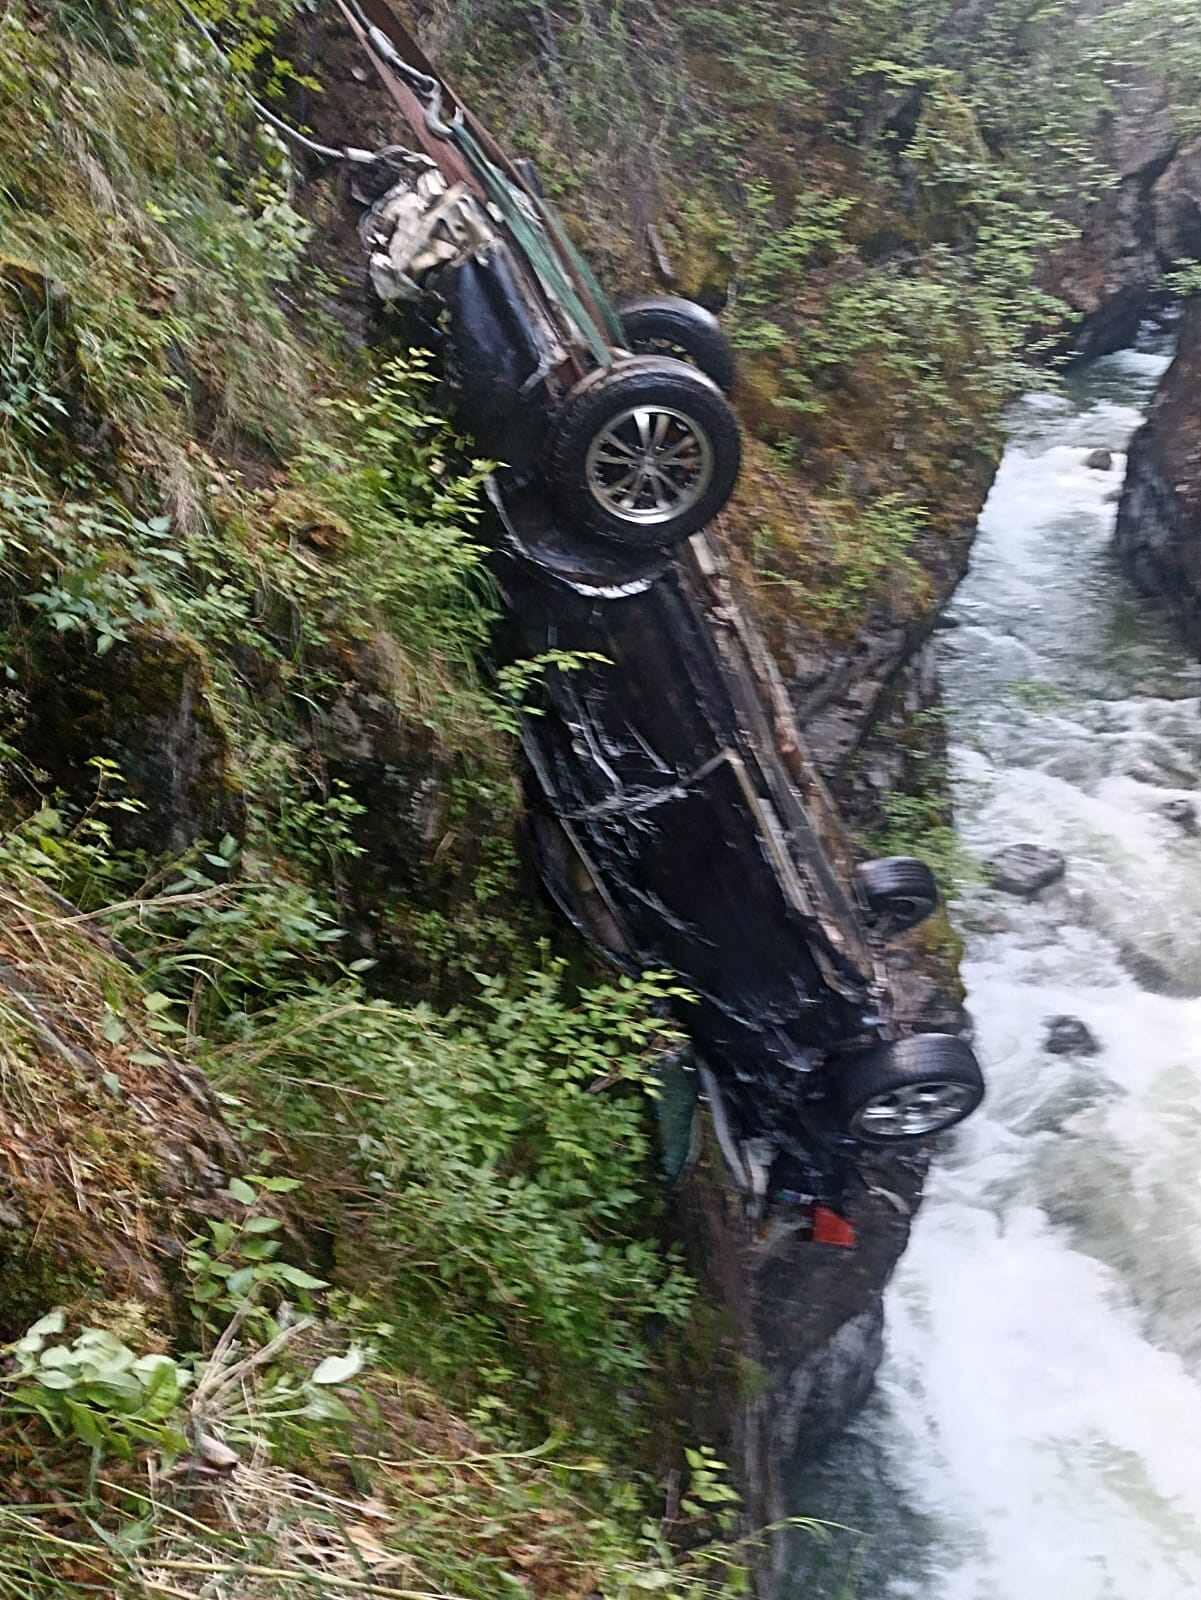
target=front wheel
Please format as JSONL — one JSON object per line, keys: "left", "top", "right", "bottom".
{"left": 547, "top": 357, "right": 742, "bottom": 549}
{"left": 833, "top": 1034, "right": 984, "bottom": 1143}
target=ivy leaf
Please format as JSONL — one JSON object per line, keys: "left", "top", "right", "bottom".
{"left": 311, "top": 1347, "right": 364, "bottom": 1386}
{"left": 242, "top": 1216, "right": 282, "bottom": 1234}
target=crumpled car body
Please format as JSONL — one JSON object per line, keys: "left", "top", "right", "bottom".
{"left": 498, "top": 528, "right": 984, "bottom": 1207}
{"left": 342, "top": 0, "right": 743, "bottom": 555}
{"left": 341, "top": 1, "right": 985, "bottom": 1214}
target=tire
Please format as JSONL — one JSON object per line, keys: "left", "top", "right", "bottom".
{"left": 833, "top": 1034, "right": 984, "bottom": 1143}
{"left": 618, "top": 296, "right": 737, "bottom": 394}
{"left": 547, "top": 357, "right": 742, "bottom": 548}
{"left": 856, "top": 856, "right": 939, "bottom": 934}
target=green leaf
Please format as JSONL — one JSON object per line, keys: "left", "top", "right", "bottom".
{"left": 274, "top": 1265, "right": 328, "bottom": 1291}
{"left": 36, "top": 1370, "right": 77, "bottom": 1391}
{"left": 238, "top": 1239, "right": 279, "bottom": 1261}
{"left": 242, "top": 1216, "right": 282, "bottom": 1234}
{"left": 256, "top": 1176, "right": 301, "bottom": 1194}
{"left": 142, "top": 991, "right": 174, "bottom": 1015}
{"left": 23, "top": 1309, "right": 66, "bottom": 1342}
{"left": 226, "top": 1178, "right": 257, "bottom": 1206}
{"left": 226, "top": 1267, "right": 256, "bottom": 1296}
{"left": 63, "top": 1397, "right": 104, "bottom": 1448}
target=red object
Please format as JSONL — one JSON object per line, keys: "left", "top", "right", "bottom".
{"left": 811, "top": 1205, "right": 857, "bottom": 1248}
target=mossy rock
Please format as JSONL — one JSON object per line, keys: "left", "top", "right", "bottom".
{"left": 17, "top": 625, "right": 243, "bottom": 854}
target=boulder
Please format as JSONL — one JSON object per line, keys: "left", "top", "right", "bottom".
{"left": 986, "top": 843, "right": 1067, "bottom": 898}
{"left": 1152, "top": 137, "right": 1201, "bottom": 266}
{"left": 1044, "top": 1015, "right": 1101, "bottom": 1056}
{"left": 1085, "top": 448, "right": 1114, "bottom": 470}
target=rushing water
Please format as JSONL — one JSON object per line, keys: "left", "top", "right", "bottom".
{"left": 784, "top": 335, "right": 1201, "bottom": 1599}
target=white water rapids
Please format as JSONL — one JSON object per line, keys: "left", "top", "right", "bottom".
{"left": 785, "top": 336, "right": 1201, "bottom": 1599}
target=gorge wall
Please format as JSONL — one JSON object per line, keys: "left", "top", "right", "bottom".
{"left": 1115, "top": 301, "right": 1201, "bottom": 645}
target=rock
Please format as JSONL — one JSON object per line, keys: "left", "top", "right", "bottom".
{"left": 1160, "top": 798, "right": 1199, "bottom": 834}
{"left": 1114, "top": 303, "right": 1201, "bottom": 653}
{"left": 986, "top": 843, "right": 1067, "bottom": 898}
{"left": 1044, "top": 1015, "right": 1101, "bottom": 1056}
{"left": 18, "top": 627, "right": 242, "bottom": 855}
{"left": 1151, "top": 136, "right": 1201, "bottom": 266}
{"left": 1085, "top": 448, "right": 1114, "bottom": 471}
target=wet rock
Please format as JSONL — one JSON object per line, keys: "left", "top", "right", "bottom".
{"left": 1044, "top": 1015, "right": 1101, "bottom": 1056}
{"left": 1114, "top": 303, "right": 1201, "bottom": 653}
{"left": 1085, "top": 448, "right": 1114, "bottom": 471}
{"left": 1160, "top": 798, "right": 1199, "bottom": 834}
{"left": 1151, "top": 136, "right": 1201, "bottom": 265}
{"left": 987, "top": 843, "right": 1067, "bottom": 898}
{"left": 18, "top": 627, "right": 242, "bottom": 855}
{"left": 1043, "top": 95, "right": 1201, "bottom": 360}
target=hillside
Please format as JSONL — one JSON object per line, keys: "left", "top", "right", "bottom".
{"left": 1, "top": 1, "right": 1197, "bottom": 1596}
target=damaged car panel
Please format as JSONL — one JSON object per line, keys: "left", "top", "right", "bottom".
{"left": 339, "top": 0, "right": 743, "bottom": 559}
{"left": 502, "top": 531, "right": 985, "bottom": 1199}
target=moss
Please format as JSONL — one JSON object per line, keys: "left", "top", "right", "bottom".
{"left": 0, "top": 1230, "right": 108, "bottom": 1345}
{"left": 15, "top": 626, "right": 243, "bottom": 854}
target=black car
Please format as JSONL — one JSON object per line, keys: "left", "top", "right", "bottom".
{"left": 498, "top": 526, "right": 985, "bottom": 1203}
{"left": 339, "top": 2, "right": 985, "bottom": 1210}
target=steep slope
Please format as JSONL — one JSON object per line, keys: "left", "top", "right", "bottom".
{"left": 4, "top": 0, "right": 1200, "bottom": 1595}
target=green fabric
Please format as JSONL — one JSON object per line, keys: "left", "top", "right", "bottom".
{"left": 449, "top": 121, "right": 616, "bottom": 367}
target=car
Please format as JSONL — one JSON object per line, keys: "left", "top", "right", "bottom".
{"left": 337, "top": 0, "right": 742, "bottom": 577}
{"left": 339, "top": 0, "right": 985, "bottom": 1216}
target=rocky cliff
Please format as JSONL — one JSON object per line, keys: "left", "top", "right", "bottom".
{"left": 1048, "top": 86, "right": 1201, "bottom": 358}
{"left": 1115, "top": 302, "right": 1201, "bottom": 644}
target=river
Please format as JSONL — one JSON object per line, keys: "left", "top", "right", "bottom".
{"left": 784, "top": 334, "right": 1201, "bottom": 1599}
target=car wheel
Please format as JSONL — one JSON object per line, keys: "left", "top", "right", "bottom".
{"left": 856, "top": 856, "right": 939, "bottom": 934}
{"left": 834, "top": 1034, "right": 984, "bottom": 1143}
{"left": 548, "top": 357, "right": 741, "bottom": 548}
{"left": 618, "top": 296, "right": 737, "bottom": 394}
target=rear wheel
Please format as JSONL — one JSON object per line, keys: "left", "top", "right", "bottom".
{"left": 856, "top": 856, "right": 939, "bottom": 934}
{"left": 547, "top": 357, "right": 741, "bottom": 548}
{"left": 618, "top": 296, "right": 737, "bottom": 394}
{"left": 834, "top": 1034, "right": 984, "bottom": 1142}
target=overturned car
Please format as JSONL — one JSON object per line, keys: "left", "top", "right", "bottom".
{"left": 337, "top": 0, "right": 985, "bottom": 1211}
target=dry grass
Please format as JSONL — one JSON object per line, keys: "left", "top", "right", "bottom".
{"left": 0, "top": 872, "right": 239, "bottom": 1339}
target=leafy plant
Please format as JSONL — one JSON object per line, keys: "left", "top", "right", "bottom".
{"left": 183, "top": 1173, "right": 324, "bottom": 1334}
{"left": 217, "top": 957, "right": 697, "bottom": 1419}
{"left": 1, "top": 1311, "right": 189, "bottom": 1465}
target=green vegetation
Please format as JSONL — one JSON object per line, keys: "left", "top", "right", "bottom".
{"left": 3, "top": 0, "right": 1194, "bottom": 1591}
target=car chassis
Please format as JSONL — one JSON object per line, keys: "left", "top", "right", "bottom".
{"left": 333, "top": 0, "right": 986, "bottom": 1222}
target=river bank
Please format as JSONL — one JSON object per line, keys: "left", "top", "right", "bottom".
{"left": 780, "top": 334, "right": 1201, "bottom": 1596}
